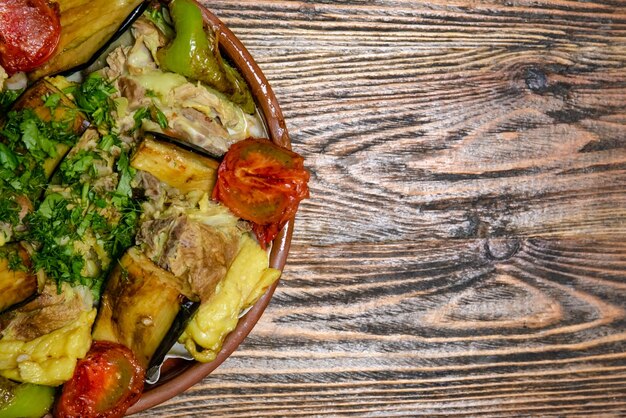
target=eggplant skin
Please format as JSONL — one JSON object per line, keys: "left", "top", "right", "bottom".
{"left": 147, "top": 298, "right": 199, "bottom": 377}
{"left": 28, "top": 0, "right": 144, "bottom": 80}
{"left": 0, "top": 243, "right": 38, "bottom": 315}
{"left": 92, "top": 247, "right": 184, "bottom": 369}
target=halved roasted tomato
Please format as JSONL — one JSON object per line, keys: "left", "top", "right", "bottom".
{"left": 213, "top": 138, "right": 310, "bottom": 247}
{"left": 54, "top": 341, "right": 145, "bottom": 418}
{"left": 0, "top": 0, "right": 61, "bottom": 74}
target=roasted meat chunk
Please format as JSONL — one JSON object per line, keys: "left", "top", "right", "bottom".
{"left": 138, "top": 215, "right": 240, "bottom": 302}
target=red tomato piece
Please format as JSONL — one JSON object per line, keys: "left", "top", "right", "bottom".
{"left": 54, "top": 341, "right": 145, "bottom": 418}
{"left": 0, "top": 0, "right": 61, "bottom": 74}
{"left": 213, "top": 138, "right": 310, "bottom": 248}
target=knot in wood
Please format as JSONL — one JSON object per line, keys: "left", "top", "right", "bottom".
{"left": 524, "top": 67, "right": 548, "bottom": 93}
{"left": 484, "top": 238, "right": 521, "bottom": 261}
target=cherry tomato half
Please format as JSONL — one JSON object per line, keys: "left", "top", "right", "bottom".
{"left": 0, "top": 0, "right": 61, "bottom": 74}
{"left": 54, "top": 341, "right": 145, "bottom": 418}
{"left": 213, "top": 138, "right": 310, "bottom": 248}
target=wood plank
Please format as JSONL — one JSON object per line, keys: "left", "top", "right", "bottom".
{"left": 140, "top": 238, "right": 626, "bottom": 416}
{"left": 204, "top": 0, "right": 626, "bottom": 242}
{"left": 137, "top": 0, "right": 626, "bottom": 415}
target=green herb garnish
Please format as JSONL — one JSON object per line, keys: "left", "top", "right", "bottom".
{"left": 0, "top": 89, "right": 23, "bottom": 113}
{"left": 58, "top": 150, "right": 101, "bottom": 184}
{"left": 0, "top": 246, "right": 27, "bottom": 272}
{"left": 0, "top": 197, "right": 21, "bottom": 226}
{"left": 0, "top": 143, "right": 19, "bottom": 171}
{"left": 43, "top": 93, "right": 62, "bottom": 111}
{"left": 73, "top": 74, "right": 117, "bottom": 130}
{"left": 130, "top": 103, "right": 169, "bottom": 134}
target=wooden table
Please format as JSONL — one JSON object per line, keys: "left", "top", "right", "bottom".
{"left": 141, "top": 0, "right": 626, "bottom": 416}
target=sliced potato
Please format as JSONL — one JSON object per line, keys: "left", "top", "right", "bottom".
{"left": 131, "top": 136, "right": 219, "bottom": 194}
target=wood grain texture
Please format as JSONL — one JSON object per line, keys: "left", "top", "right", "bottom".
{"left": 137, "top": 0, "right": 626, "bottom": 416}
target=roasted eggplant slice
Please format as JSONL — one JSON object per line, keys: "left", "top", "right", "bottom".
{"left": 10, "top": 79, "right": 88, "bottom": 132}
{"left": 92, "top": 247, "right": 185, "bottom": 369}
{"left": 61, "top": 2, "right": 149, "bottom": 76}
{"left": 28, "top": 0, "right": 146, "bottom": 80}
{"left": 8, "top": 79, "right": 90, "bottom": 177}
{"left": 131, "top": 135, "right": 219, "bottom": 194}
{"left": 0, "top": 243, "right": 39, "bottom": 314}
{"left": 147, "top": 129, "right": 228, "bottom": 160}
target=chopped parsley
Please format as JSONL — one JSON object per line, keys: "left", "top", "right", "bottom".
{"left": 131, "top": 104, "right": 168, "bottom": 133}
{"left": 0, "top": 197, "right": 20, "bottom": 226}
{"left": 131, "top": 107, "right": 150, "bottom": 133}
{"left": 105, "top": 196, "right": 139, "bottom": 258}
{"left": 72, "top": 74, "right": 117, "bottom": 130}
{"left": 8, "top": 251, "right": 26, "bottom": 272}
{"left": 58, "top": 150, "right": 101, "bottom": 184}
{"left": 0, "top": 88, "right": 23, "bottom": 113}
{"left": 43, "top": 93, "right": 62, "bottom": 112}
{"left": 0, "top": 143, "right": 18, "bottom": 171}
{"left": 26, "top": 190, "right": 138, "bottom": 297}
{"left": 19, "top": 75, "right": 141, "bottom": 296}
{"left": 1, "top": 109, "right": 78, "bottom": 165}
{"left": 116, "top": 149, "right": 135, "bottom": 197}
{"left": 0, "top": 245, "right": 26, "bottom": 272}
{"left": 0, "top": 159, "right": 47, "bottom": 199}
{"left": 0, "top": 108, "right": 79, "bottom": 202}
{"left": 107, "top": 150, "right": 141, "bottom": 258}
{"left": 98, "top": 133, "right": 121, "bottom": 152}
{"left": 27, "top": 199, "right": 90, "bottom": 289}
{"left": 154, "top": 106, "right": 168, "bottom": 129}
{"left": 20, "top": 116, "right": 59, "bottom": 161}
{"left": 0, "top": 74, "right": 142, "bottom": 297}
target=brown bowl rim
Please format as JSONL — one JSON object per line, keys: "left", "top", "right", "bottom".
{"left": 127, "top": 4, "right": 293, "bottom": 414}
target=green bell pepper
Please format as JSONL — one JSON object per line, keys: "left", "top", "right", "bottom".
{"left": 0, "top": 378, "right": 55, "bottom": 418}
{"left": 157, "top": 0, "right": 255, "bottom": 114}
